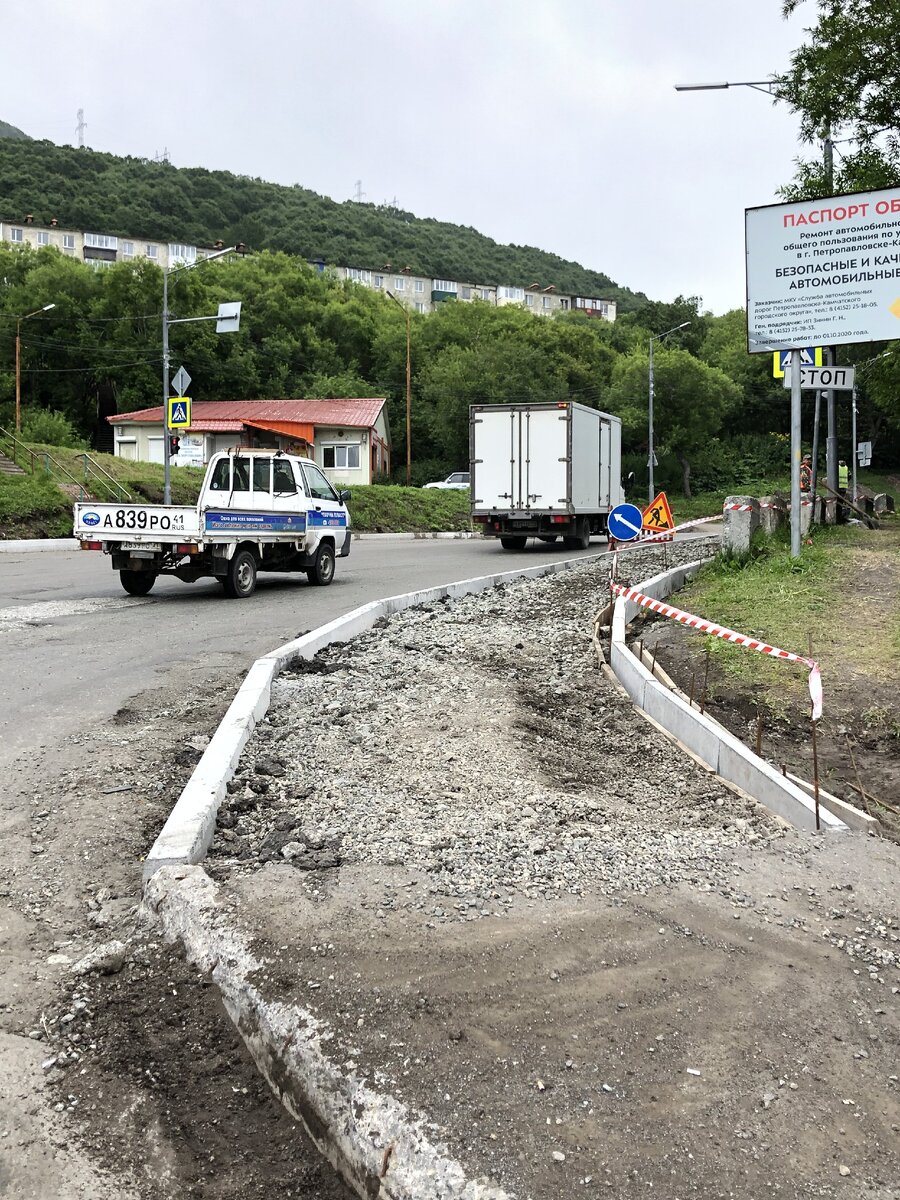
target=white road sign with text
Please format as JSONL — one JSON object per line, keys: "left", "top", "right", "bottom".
{"left": 746, "top": 185, "right": 900, "bottom": 352}
{"left": 781, "top": 365, "right": 856, "bottom": 391}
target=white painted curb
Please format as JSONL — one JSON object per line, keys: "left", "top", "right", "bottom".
{"left": 609, "top": 561, "right": 848, "bottom": 834}
{"left": 143, "top": 549, "right": 609, "bottom": 881}
{"left": 0, "top": 538, "right": 78, "bottom": 552}
{"left": 145, "top": 865, "right": 510, "bottom": 1200}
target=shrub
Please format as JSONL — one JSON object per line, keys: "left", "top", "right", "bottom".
{"left": 21, "top": 409, "right": 86, "bottom": 448}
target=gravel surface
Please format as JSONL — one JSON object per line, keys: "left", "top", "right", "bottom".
{"left": 210, "top": 538, "right": 787, "bottom": 902}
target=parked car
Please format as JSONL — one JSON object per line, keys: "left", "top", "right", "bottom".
{"left": 423, "top": 472, "right": 471, "bottom": 490}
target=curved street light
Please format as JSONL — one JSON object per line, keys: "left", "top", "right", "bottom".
{"left": 648, "top": 321, "right": 690, "bottom": 502}
{"left": 16, "top": 303, "right": 56, "bottom": 433}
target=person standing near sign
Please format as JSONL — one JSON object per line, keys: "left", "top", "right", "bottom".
{"left": 838, "top": 459, "right": 849, "bottom": 519}
{"left": 800, "top": 454, "right": 813, "bottom": 492}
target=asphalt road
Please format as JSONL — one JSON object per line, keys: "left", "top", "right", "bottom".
{"left": 0, "top": 537, "right": 606, "bottom": 773}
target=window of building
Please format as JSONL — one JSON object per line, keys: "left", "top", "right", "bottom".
{"left": 84, "top": 233, "right": 118, "bottom": 249}
{"left": 303, "top": 462, "right": 341, "bottom": 500}
{"left": 500, "top": 286, "right": 524, "bottom": 301}
{"left": 394, "top": 277, "right": 405, "bottom": 290}
{"left": 322, "top": 444, "right": 360, "bottom": 470}
{"left": 525, "top": 294, "right": 534, "bottom": 307}
{"left": 432, "top": 279, "right": 458, "bottom": 294}
{"left": 168, "top": 243, "right": 196, "bottom": 265}
{"left": 373, "top": 274, "right": 384, "bottom": 288}
{"left": 36, "top": 230, "right": 50, "bottom": 245}
{"left": 415, "top": 302, "right": 425, "bottom": 313}
{"left": 346, "top": 267, "right": 370, "bottom": 283}
{"left": 122, "top": 240, "right": 134, "bottom": 258}
{"left": 542, "top": 296, "right": 552, "bottom": 309}
{"left": 460, "top": 286, "right": 471, "bottom": 300}
{"left": 90, "top": 259, "right": 114, "bottom": 270}
{"left": 559, "top": 297, "right": 569, "bottom": 310}
{"left": 415, "top": 279, "right": 424, "bottom": 292}
{"left": 145, "top": 244, "right": 158, "bottom": 259}
{"left": 10, "top": 228, "right": 23, "bottom": 243}
{"left": 481, "top": 288, "right": 492, "bottom": 301}
{"left": 63, "top": 234, "right": 75, "bottom": 251}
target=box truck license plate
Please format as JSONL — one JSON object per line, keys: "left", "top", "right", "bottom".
{"left": 120, "top": 541, "right": 162, "bottom": 551}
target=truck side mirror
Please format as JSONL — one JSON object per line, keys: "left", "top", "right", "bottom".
{"left": 339, "top": 489, "right": 352, "bottom": 504}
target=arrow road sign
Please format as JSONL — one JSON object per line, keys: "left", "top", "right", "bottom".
{"left": 607, "top": 503, "right": 644, "bottom": 542}
{"left": 782, "top": 365, "right": 856, "bottom": 391}
{"left": 171, "top": 366, "right": 191, "bottom": 397}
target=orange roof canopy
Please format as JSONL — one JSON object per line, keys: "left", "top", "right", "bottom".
{"left": 243, "top": 420, "right": 315, "bottom": 442}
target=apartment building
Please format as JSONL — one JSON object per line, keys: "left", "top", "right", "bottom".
{"left": 0, "top": 216, "right": 617, "bottom": 323}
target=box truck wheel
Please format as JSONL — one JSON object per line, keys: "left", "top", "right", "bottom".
{"left": 564, "top": 518, "right": 591, "bottom": 550}
{"left": 119, "top": 569, "right": 157, "bottom": 596}
{"left": 223, "top": 549, "right": 258, "bottom": 598}
{"left": 500, "top": 536, "right": 527, "bottom": 550}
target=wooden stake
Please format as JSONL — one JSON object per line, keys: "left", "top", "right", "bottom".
{"left": 688, "top": 670, "right": 696, "bottom": 708}
{"left": 755, "top": 713, "right": 763, "bottom": 758}
{"left": 846, "top": 738, "right": 876, "bottom": 822}
{"left": 699, "top": 645, "right": 710, "bottom": 714}
{"left": 808, "top": 634, "right": 820, "bottom": 831}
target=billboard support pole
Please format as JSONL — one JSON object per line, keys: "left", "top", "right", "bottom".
{"left": 810, "top": 388, "right": 821, "bottom": 501}
{"left": 790, "top": 348, "right": 802, "bottom": 559}
{"left": 851, "top": 381, "right": 858, "bottom": 506}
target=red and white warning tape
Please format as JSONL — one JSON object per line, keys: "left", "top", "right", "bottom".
{"left": 723, "top": 502, "right": 754, "bottom": 512}
{"left": 610, "top": 582, "right": 823, "bottom": 720}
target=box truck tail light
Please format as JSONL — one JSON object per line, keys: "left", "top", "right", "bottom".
{"left": 556, "top": 402, "right": 568, "bottom": 409}
{"left": 551, "top": 515, "right": 569, "bottom": 524}
{"left": 80, "top": 541, "right": 103, "bottom": 551}
{"left": 176, "top": 543, "right": 199, "bottom": 554}
{"left": 472, "top": 514, "right": 488, "bottom": 524}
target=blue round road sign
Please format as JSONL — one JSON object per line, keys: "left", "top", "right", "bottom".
{"left": 607, "top": 502, "right": 644, "bottom": 542}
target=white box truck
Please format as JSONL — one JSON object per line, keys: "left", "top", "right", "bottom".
{"left": 470, "top": 401, "right": 624, "bottom": 549}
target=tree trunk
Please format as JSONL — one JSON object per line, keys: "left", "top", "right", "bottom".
{"left": 678, "top": 452, "right": 692, "bottom": 498}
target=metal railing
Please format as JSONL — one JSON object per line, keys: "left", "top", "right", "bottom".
{"left": 73, "top": 453, "right": 131, "bottom": 502}
{"left": 0, "top": 426, "right": 131, "bottom": 503}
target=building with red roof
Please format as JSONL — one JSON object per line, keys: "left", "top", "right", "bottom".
{"left": 109, "top": 399, "right": 391, "bottom": 484}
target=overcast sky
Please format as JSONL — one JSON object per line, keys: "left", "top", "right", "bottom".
{"left": 3, "top": 0, "right": 812, "bottom": 314}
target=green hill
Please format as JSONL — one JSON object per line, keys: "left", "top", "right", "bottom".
{"left": 0, "top": 138, "right": 644, "bottom": 310}
{"left": 0, "top": 119, "right": 29, "bottom": 140}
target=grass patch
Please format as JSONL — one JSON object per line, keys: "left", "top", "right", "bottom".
{"left": 343, "top": 484, "right": 470, "bottom": 532}
{"left": 0, "top": 470, "right": 73, "bottom": 538}
{"left": 677, "top": 523, "right": 900, "bottom": 710}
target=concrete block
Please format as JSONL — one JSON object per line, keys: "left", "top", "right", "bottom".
{"left": 873, "top": 492, "right": 895, "bottom": 515}
{"left": 610, "top": 637, "right": 647, "bottom": 706}
{"left": 758, "top": 496, "right": 787, "bottom": 536}
{"left": 722, "top": 496, "right": 760, "bottom": 556}
{"left": 716, "top": 733, "right": 845, "bottom": 833}
{"left": 785, "top": 772, "right": 880, "bottom": 834}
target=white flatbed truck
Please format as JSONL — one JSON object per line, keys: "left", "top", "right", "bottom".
{"left": 470, "top": 401, "right": 624, "bottom": 549}
{"left": 73, "top": 449, "right": 351, "bottom": 598}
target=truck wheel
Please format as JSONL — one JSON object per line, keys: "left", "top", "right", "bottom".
{"left": 564, "top": 519, "right": 591, "bottom": 550}
{"left": 500, "top": 536, "right": 527, "bottom": 550}
{"left": 119, "top": 569, "right": 157, "bottom": 596}
{"left": 306, "top": 541, "right": 336, "bottom": 586}
{"left": 223, "top": 549, "right": 257, "bottom": 599}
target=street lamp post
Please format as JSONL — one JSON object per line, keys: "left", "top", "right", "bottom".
{"left": 675, "top": 78, "right": 840, "bottom": 523}
{"left": 15, "top": 303, "right": 56, "bottom": 432}
{"left": 386, "top": 290, "right": 412, "bottom": 485}
{"left": 162, "top": 246, "right": 238, "bottom": 504}
{"left": 648, "top": 321, "right": 690, "bottom": 502}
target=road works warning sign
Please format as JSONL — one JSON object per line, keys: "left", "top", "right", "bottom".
{"left": 746, "top": 185, "right": 900, "bottom": 352}
{"left": 642, "top": 491, "right": 674, "bottom": 534}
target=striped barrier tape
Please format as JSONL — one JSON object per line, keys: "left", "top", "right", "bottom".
{"left": 723, "top": 502, "right": 755, "bottom": 512}
{"left": 610, "top": 582, "right": 823, "bottom": 720}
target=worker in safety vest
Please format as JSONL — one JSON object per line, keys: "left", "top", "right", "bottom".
{"left": 838, "top": 459, "right": 849, "bottom": 520}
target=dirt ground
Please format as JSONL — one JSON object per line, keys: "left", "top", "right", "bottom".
{"left": 0, "top": 671, "right": 351, "bottom": 1200}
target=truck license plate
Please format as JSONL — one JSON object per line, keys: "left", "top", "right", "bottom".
{"left": 120, "top": 541, "right": 162, "bottom": 551}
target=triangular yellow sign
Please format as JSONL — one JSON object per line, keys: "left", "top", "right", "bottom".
{"left": 643, "top": 490, "right": 674, "bottom": 532}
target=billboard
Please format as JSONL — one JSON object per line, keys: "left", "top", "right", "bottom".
{"left": 746, "top": 185, "right": 900, "bottom": 352}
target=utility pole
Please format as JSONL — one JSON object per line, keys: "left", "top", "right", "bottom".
{"left": 822, "top": 119, "right": 838, "bottom": 523}
{"left": 387, "top": 291, "right": 412, "bottom": 484}
{"left": 353, "top": 179, "right": 366, "bottom": 203}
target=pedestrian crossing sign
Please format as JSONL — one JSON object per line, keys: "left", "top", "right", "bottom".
{"left": 167, "top": 397, "right": 191, "bottom": 428}
{"left": 643, "top": 491, "right": 674, "bottom": 533}
{"left": 772, "top": 347, "right": 822, "bottom": 378}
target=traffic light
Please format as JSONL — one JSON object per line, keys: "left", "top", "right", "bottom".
{"left": 169, "top": 435, "right": 180, "bottom": 457}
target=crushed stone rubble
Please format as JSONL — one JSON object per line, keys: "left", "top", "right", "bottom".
{"left": 207, "top": 538, "right": 807, "bottom": 909}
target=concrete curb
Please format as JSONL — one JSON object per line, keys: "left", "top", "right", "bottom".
{"left": 352, "top": 530, "right": 478, "bottom": 540}
{"left": 143, "top": 549, "right": 608, "bottom": 882}
{"left": 0, "top": 538, "right": 78, "bottom": 552}
{"left": 145, "top": 865, "right": 509, "bottom": 1200}
{"left": 609, "top": 562, "right": 848, "bottom": 834}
